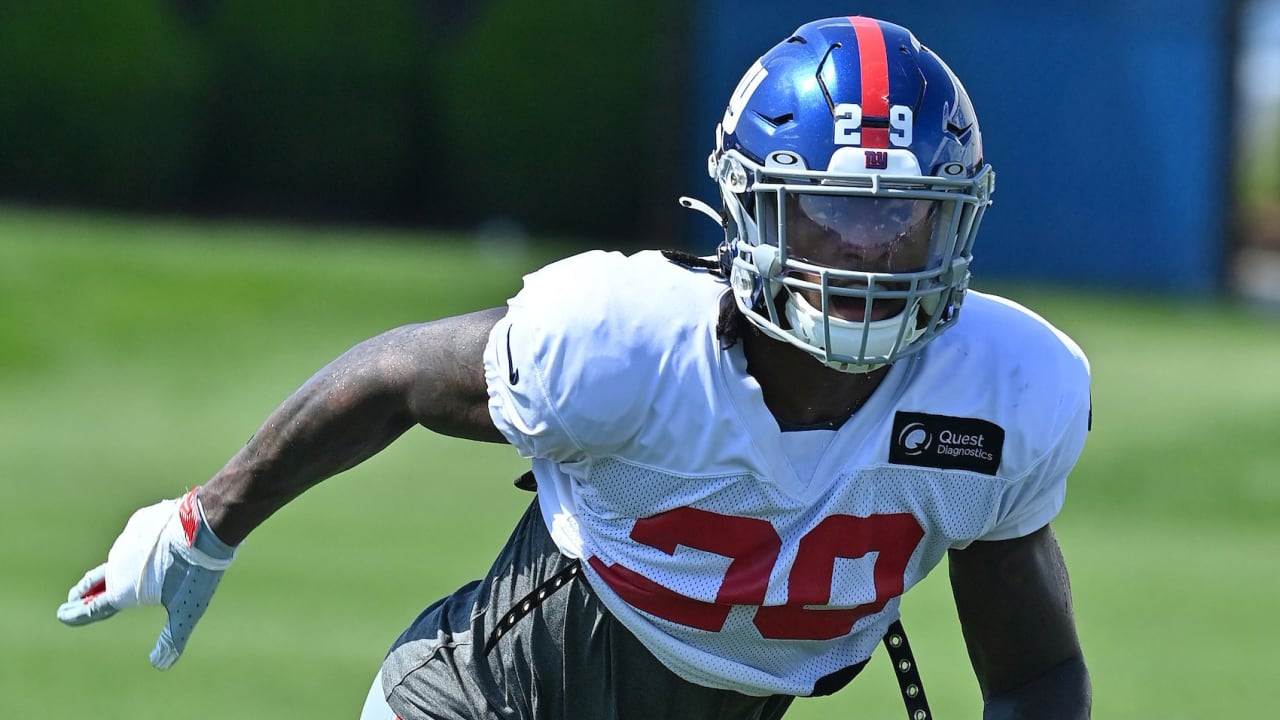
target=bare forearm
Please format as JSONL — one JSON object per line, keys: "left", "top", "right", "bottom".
{"left": 193, "top": 310, "right": 504, "bottom": 545}
{"left": 983, "top": 654, "right": 1091, "bottom": 720}
{"left": 951, "top": 526, "right": 1090, "bottom": 720}
{"left": 198, "top": 333, "right": 420, "bottom": 545}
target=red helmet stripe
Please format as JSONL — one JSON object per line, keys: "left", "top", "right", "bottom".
{"left": 848, "top": 16, "right": 890, "bottom": 148}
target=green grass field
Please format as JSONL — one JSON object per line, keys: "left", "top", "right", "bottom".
{"left": 4, "top": 206, "right": 1278, "bottom": 718}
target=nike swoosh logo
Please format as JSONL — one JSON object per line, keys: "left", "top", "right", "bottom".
{"left": 505, "top": 325, "right": 519, "bottom": 385}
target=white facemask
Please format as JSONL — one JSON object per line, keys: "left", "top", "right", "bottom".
{"left": 783, "top": 291, "right": 926, "bottom": 373}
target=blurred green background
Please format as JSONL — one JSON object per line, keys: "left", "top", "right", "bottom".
{"left": 0, "top": 0, "right": 681, "bottom": 240}
{"left": 1, "top": 0, "right": 1277, "bottom": 289}
{"left": 2, "top": 0, "right": 1280, "bottom": 718}
{"left": 5, "top": 210, "right": 1279, "bottom": 718}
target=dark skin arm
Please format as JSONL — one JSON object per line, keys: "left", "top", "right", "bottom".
{"left": 198, "top": 307, "right": 507, "bottom": 545}
{"left": 949, "top": 524, "right": 1091, "bottom": 719}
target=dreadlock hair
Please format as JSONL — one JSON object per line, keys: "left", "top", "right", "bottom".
{"left": 660, "top": 249, "right": 757, "bottom": 350}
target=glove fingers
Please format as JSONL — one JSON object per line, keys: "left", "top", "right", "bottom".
{"left": 151, "top": 605, "right": 195, "bottom": 670}
{"left": 150, "top": 629, "right": 181, "bottom": 670}
{"left": 150, "top": 570, "right": 221, "bottom": 670}
{"left": 65, "top": 564, "right": 107, "bottom": 602}
{"left": 57, "top": 565, "right": 120, "bottom": 626}
{"left": 57, "top": 595, "right": 120, "bottom": 626}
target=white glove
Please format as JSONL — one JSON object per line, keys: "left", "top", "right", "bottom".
{"left": 57, "top": 487, "right": 237, "bottom": 669}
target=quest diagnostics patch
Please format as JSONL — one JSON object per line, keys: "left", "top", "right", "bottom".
{"left": 889, "top": 412, "right": 1005, "bottom": 476}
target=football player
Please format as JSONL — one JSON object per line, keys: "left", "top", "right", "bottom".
{"left": 58, "top": 16, "right": 1092, "bottom": 720}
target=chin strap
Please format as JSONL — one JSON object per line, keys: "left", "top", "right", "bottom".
{"left": 883, "top": 619, "right": 933, "bottom": 720}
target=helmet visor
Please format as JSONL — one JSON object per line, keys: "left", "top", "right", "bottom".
{"left": 762, "top": 193, "right": 946, "bottom": 274}
{"left": 756, "top": 191, "right": 956, "bottom": 325}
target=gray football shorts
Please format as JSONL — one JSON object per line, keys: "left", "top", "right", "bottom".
{"left": 378, "top": 497, "right": 795, "bottom": 720}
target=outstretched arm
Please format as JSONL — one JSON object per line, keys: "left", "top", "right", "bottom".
{"left": 57, "top": 307, "right": 507, "bottom": 666}
{"left": 948, "top": 524, "right": 1091, "bottom": 719}
{"left": 200, "top": 306, "right": 507, "bottom": 544}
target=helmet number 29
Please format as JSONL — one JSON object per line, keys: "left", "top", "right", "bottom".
{"left": 834, "top": 103, "right": 913, "bottom": 148}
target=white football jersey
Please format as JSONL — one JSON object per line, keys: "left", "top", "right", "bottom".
{"left": 483, "top": 250, "right": 1091, "bottom": 697}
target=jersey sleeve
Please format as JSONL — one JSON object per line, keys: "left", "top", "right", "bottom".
{"left": 980, "top": 391, "right": 1091, "bottom": 541}
{"left": 482, "top": 250, "right": 677, "bottom": 464}
{"left": 484, "top": 308, "right": 585, "bottom": 464}
{"left": 977, "top": 308, "right": 1093, "bottom": 542}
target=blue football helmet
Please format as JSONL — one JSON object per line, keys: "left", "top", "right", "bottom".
{"left": 692, "top": 16, "right": 995, "bottom": 373}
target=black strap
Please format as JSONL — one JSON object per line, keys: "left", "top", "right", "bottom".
{"left": 484, "top": 559, "right": 582, "bottom": 654}
{"left": 882, "top": 619, "right": 933, "bottom": 720}
{"left": 485, "top": 551, "right": 932, "bottom": 720}
{"left": 513, "top": 470, "right": 537, "bottom": 492}
{"left": 659, "top": 248, "right": 724, "bottom": 276}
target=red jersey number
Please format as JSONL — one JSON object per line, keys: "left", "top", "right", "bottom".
{"left": 589, "top": 508, "right": 925, "bottom": 641}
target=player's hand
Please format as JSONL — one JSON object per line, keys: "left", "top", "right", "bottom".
{"left": 56, "top": 487, "right": 237, "bottom": 669}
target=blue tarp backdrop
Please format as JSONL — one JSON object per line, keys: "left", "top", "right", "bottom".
{"left": 685, "top": 2, "right": 1233, "bottom": 293}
